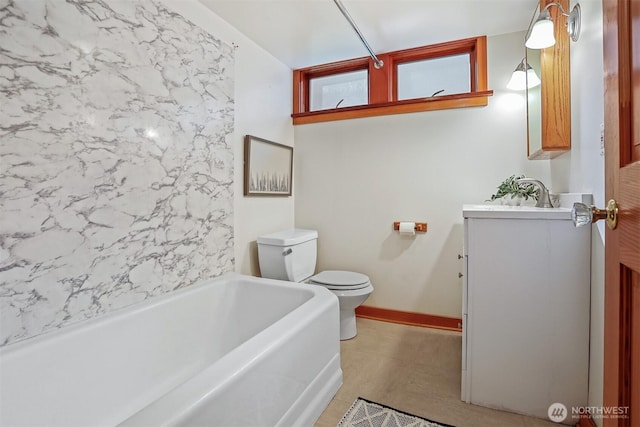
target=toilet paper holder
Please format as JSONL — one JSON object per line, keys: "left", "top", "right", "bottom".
{"left": 393, "top": 222, "right": 427, "bottom": 232}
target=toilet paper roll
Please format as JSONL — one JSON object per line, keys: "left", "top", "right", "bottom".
{"left": 399, "top": 222, "right": 416, "bottom": 236}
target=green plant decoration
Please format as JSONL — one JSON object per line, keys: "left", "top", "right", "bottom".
{"left": 488, "top": 174, "right": 540, "bottom": 202}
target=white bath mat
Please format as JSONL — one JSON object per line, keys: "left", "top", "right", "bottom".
{"left": 337, "top": 397, "right": 455, "bottom": 427}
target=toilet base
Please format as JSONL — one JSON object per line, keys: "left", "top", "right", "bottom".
{"left": 339, "top": 308, "right": 357, "bottom": 340}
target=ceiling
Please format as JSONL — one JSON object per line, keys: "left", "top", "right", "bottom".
{"left": 199, "top": 0, "right": 539, "bottom": 69}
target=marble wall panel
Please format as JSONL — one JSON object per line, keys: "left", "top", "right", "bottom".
{"left": 0, "top": 0, "right": 235, "bottom": 346}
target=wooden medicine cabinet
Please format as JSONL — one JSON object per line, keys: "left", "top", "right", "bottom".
{"left": 526, "top": 0, "right": 571, "bottom": 159}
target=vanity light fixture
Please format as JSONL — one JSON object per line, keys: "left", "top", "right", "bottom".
{"left": 507, "top": 58, "right": 541, "bottom": 90}
{"left": 525, "top": 2, "right": 581, "bottom": 49}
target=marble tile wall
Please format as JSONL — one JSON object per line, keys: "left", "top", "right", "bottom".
{"left": 0, "top": 0, "right": 235, "bottom": 346}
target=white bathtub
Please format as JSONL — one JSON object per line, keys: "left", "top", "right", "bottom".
{"left": 0, "top": 273, "right": 342, "bottom": 427}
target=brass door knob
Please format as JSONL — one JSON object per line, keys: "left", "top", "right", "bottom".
{"left": 571, "top": 199, "right": 619, "bottom": 230}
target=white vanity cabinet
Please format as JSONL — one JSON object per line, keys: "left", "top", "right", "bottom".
{"left": 461, "top": 205, "right": 590, "bottom": 422}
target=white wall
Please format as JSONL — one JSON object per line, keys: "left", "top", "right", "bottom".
{"left": 294, "top": 32, "right": 550, "bottom": 319}
{"left": 164, "top": 1, "right": 295, "bottom": 277}
{"left": 549, "top": 0, "right": 605, "bottom": 422}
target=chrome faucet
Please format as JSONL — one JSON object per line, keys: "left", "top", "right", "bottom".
{"left": 516, "top": 178, "right": 554, "bottom": 208}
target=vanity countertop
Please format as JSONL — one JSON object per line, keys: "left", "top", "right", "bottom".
{"left": 462, "top": 204, "right": 572, "bottom": 220}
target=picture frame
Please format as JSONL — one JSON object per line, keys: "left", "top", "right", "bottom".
{"left": 244, "top": 135, "right": 293, "bottom": 197}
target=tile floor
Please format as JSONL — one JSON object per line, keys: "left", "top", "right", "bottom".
{"left": 314, "top": 318, "right": 560, "bottom": 427}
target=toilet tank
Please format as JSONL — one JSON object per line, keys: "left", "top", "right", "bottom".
{"left": 256, "top": 229, "right": 318, "bottom": 282}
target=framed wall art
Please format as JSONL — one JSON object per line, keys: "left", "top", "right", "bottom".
{"left": 244, "top": 135, "right": 293, "bottom": 196}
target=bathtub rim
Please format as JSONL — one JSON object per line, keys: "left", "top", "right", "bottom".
{"left": 0, "top": 273, "right": 321, "bottom": 355}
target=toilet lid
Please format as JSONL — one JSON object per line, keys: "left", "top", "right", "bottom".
{"left": 309, "top": 270, "right": 371, "bottom": 290}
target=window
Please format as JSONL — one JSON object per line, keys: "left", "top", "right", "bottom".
{"left": 396, "top": 54, "right": 470, "bottom": 100}
{"left": 309, "top": 69, "right": 368, "bottom": 111}
{"left": 292, "top": 36, "right": 492, "bottom": 125}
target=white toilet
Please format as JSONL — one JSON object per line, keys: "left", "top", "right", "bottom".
{"left": 257, "top": 229, "right": 373, "bottom": 340}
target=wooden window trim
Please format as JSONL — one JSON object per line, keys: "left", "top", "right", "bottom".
{"left": 292, "top": 36, "right": 492, "bottom": 125}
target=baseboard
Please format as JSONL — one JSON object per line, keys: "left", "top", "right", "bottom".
{"left": 355, "top": 306, "right": 462, "bottom": 332}
{"left": 576, "top": 415, "right": 597, "bottom": 427}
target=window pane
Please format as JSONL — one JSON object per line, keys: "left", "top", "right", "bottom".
{"left": 309, "top": 70, "right": 368, "bottom": 111}
{"left": 397, "top": 54, "right": 470, "bottom": 100}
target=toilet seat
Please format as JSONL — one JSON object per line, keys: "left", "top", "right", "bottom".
{"left": 308, "top": 270, "right": 371, "bottom": 290}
